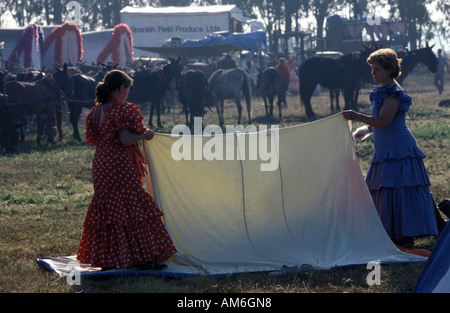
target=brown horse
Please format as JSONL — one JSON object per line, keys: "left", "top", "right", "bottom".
{"left": 4, "top": 64, "right": 73, "bottom": 145}
{"left": 256, "top": 67, "right": 283, "bottom": 121}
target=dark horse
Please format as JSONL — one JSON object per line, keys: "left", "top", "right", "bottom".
{"left": 0, "top": 94, "right": 21, "bottom": 155}
{"left": 298, "top": 46, "right": 375, "bottom": 120}
{"left": 257, "top": 67, "right": 283, "bottom": 121}
{"left": 178, "top": 69, "right": 210, "bottom": 129}
{"left": 329, "top": 43, "right": 438, "bottom": 111}
{"left": 185, "top": 53, "right": 238, "bottom": 79}
{"left": 4, "top": 64, "right": 73, "bottom": 145}
{"left": 208, "top": 67, "right": 252, "bottom": 126}
{"left": 397, "top": 43, "right": 438, "bottom": 84}
{"left": 127, "top": 57, "right": 183, "bottom": 128}
{"left": 67, "top": 70, "right": 106, "bottom": 141}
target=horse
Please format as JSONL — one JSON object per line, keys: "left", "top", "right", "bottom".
{"left": 208, "top": 67, "right": 252, "bottom": 126}
{"left": 0, "top": 94, "right": 21, "bottom": 155}
{"left": 396, "top": 43, "right": 438, "bottom": 84}
{"left": 298, "top": 45, "right": 376, "bottom": 120}
{"left": 127, "top": 57, "right": 183, "bottom": 128}
{"left": 185, "top": 53, "right": 238, "bottom": 79}
{"left": 178, "top": 69, "right": 210, "bottom": 129}
{"left": 257, "top": 67, "right": 283, "bottom": 121}
{"left": 328, "top": 44, "right": 438, "bottom": 111}
{"left": 4, "top": 64, "right": 73, "bottom": 145}
{"left": 67, "top": 70, "right": 106, "bottom": 141}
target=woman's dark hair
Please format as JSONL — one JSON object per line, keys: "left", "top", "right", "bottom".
{"left": 95, "top": 69, "right": 133, "bottom": 105}
{"left": 366, "top": 48, "right": 402, "bottom": 79}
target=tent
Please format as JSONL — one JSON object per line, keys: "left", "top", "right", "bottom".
{"left": 79, "top": 24, "right": 134, "bottom": 67}
{"left": 37, "top": 114, "right": 427, "bottom": 278}
{"left": 414, "top": 222, "right": 450, "bottom": 292}
{"left": 42, "top": 22, "right": 83, "bottom": 68}
{"left": 95, "top": 24, "right": 134, "bottom": 67}
{"left": 2, "top": 23, "right": 44, "bottom": 69}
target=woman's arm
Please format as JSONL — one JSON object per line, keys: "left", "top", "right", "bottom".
{"left": 118, "top": 128, "right": 154, "bottom": 146}
{"left": 343, "top": 96, "right": 399, "bottom": 129}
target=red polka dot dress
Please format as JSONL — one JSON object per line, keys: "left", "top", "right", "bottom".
{"left": 77, "top": 100, "right": 176, "bottom": 269}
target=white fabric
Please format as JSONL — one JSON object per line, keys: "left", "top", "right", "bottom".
{"left": 142, "top": 113, "right": 425, "bottom": 274}
{"left": 61, "top": 30, "right": 79, "bottom": 64}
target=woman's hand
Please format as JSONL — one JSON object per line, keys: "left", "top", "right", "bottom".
{"left": 342, "top": 110, "right": 359, "bottom": 121}
{"left": 352, "top": 126, "right": 373, "bottom": 141}
{"left": 143, "top": 129, "right": 155, "bottom": 141}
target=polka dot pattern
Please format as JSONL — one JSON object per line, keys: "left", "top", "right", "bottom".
{"left": 77, "top": 102, "right": 176, "bottom": 268}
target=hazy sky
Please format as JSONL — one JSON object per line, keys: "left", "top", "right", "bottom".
{"left": 1, "top": 3, "right": 448, "bottom": 53}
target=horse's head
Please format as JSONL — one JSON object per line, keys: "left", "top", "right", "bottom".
{"left": 422, "top": 42, "right": 438, "bottom": 73}
{"left": 53, "top": 63, "right": 74, "bottom": 96}
{"left": 166, "top": 57, "right": 184, "bottom": 81}
{"left": 217, "top": 53, "right": 239, "bottom": 69}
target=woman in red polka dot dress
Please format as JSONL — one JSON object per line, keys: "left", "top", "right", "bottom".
{"left": 77, "top": 70, "right": 176, "bottom": 270}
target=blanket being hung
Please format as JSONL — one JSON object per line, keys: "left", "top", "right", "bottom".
{"left": 143, "top": 113, "right": 425, "bottom": 274}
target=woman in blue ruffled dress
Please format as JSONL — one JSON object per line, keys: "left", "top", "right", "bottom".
{"left": 343, "top": 48, "right": 438, "bottom": 248}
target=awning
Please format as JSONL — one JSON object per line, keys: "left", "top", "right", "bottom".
{"left": 136, "top": 31, "right": 267, "bottom": 58}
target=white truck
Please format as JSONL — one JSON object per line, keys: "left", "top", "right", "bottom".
{"left": 120, "top": 5, "right": 250, "bottom": 57}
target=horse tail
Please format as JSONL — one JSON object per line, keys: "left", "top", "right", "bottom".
{"left": 242, "top": 71, "right": 251, "bottom": 104}
{"left": 242, "top": 71, "right": 252, "bottom": 120}
{"left": 298, "top": 75, "right": 305, "bottom": 108}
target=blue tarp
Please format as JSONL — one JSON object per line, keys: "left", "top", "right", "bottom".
{"left": 180, "top": 31, "right": 267, "bottom": 52}
{"left": 413, "top": 222, "right": 450, "bottom": 293}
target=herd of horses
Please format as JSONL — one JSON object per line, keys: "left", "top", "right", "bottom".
{"left": 0, "top": 43, "right": 439, "bottom": 155}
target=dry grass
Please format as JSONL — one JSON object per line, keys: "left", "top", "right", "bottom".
{"left": 0, "top": 68, "right": 448, "bottom": 294}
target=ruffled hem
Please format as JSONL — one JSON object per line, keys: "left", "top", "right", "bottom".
{"left": 366, "top": 146, "right": 430, "bottom": 190}
{"left": 369, "top": 186, "right": 438, "bottom": 240}
{"left": 77, "top": 219, "right": 177, "bottom": 268}
{"left": 370, "top": 146, "right": 426, "bottom": 164}
{"left": 78, "top": 187, "right": 177, "bottom": 268}
{"left": 83, "top": 188, "right": 162, "bottom": 228}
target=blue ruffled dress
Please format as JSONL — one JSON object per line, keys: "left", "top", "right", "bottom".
{"left": 365, "top": 84, "right": 438, "bottom": 241}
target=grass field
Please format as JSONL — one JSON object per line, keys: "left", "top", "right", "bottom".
{"left": 0, "top": 68, "right": 448, "bottom": 293}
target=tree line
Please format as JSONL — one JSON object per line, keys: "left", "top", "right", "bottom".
{"left": 1, "top": 0, "right": 448, "bottom": 52}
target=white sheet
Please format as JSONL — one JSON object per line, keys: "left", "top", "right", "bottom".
{"left": 142, "top": 113, "right": 425, "bottom": 274}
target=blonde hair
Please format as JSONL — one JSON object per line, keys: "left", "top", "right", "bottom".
{"left": 366, "top": 48, "right": 402, "bottom": 79}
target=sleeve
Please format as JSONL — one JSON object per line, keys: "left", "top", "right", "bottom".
{"left": 103, "top": 102, "right": 147, "bottom": 141}
{"left": 371, "top": 85, "right": 412, "bottom": 113}
{"left": 84, "top": 106, "right": 99, "bottom": 145}
{"left": 388, "top": 85, "right": 412, "bottom": 114}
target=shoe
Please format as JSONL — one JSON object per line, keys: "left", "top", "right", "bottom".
{"left": 393, "top": 237, "right": 414, "bottom": 249}
{"left": 438, "top": 199, "right": 450, "bottom": 219}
